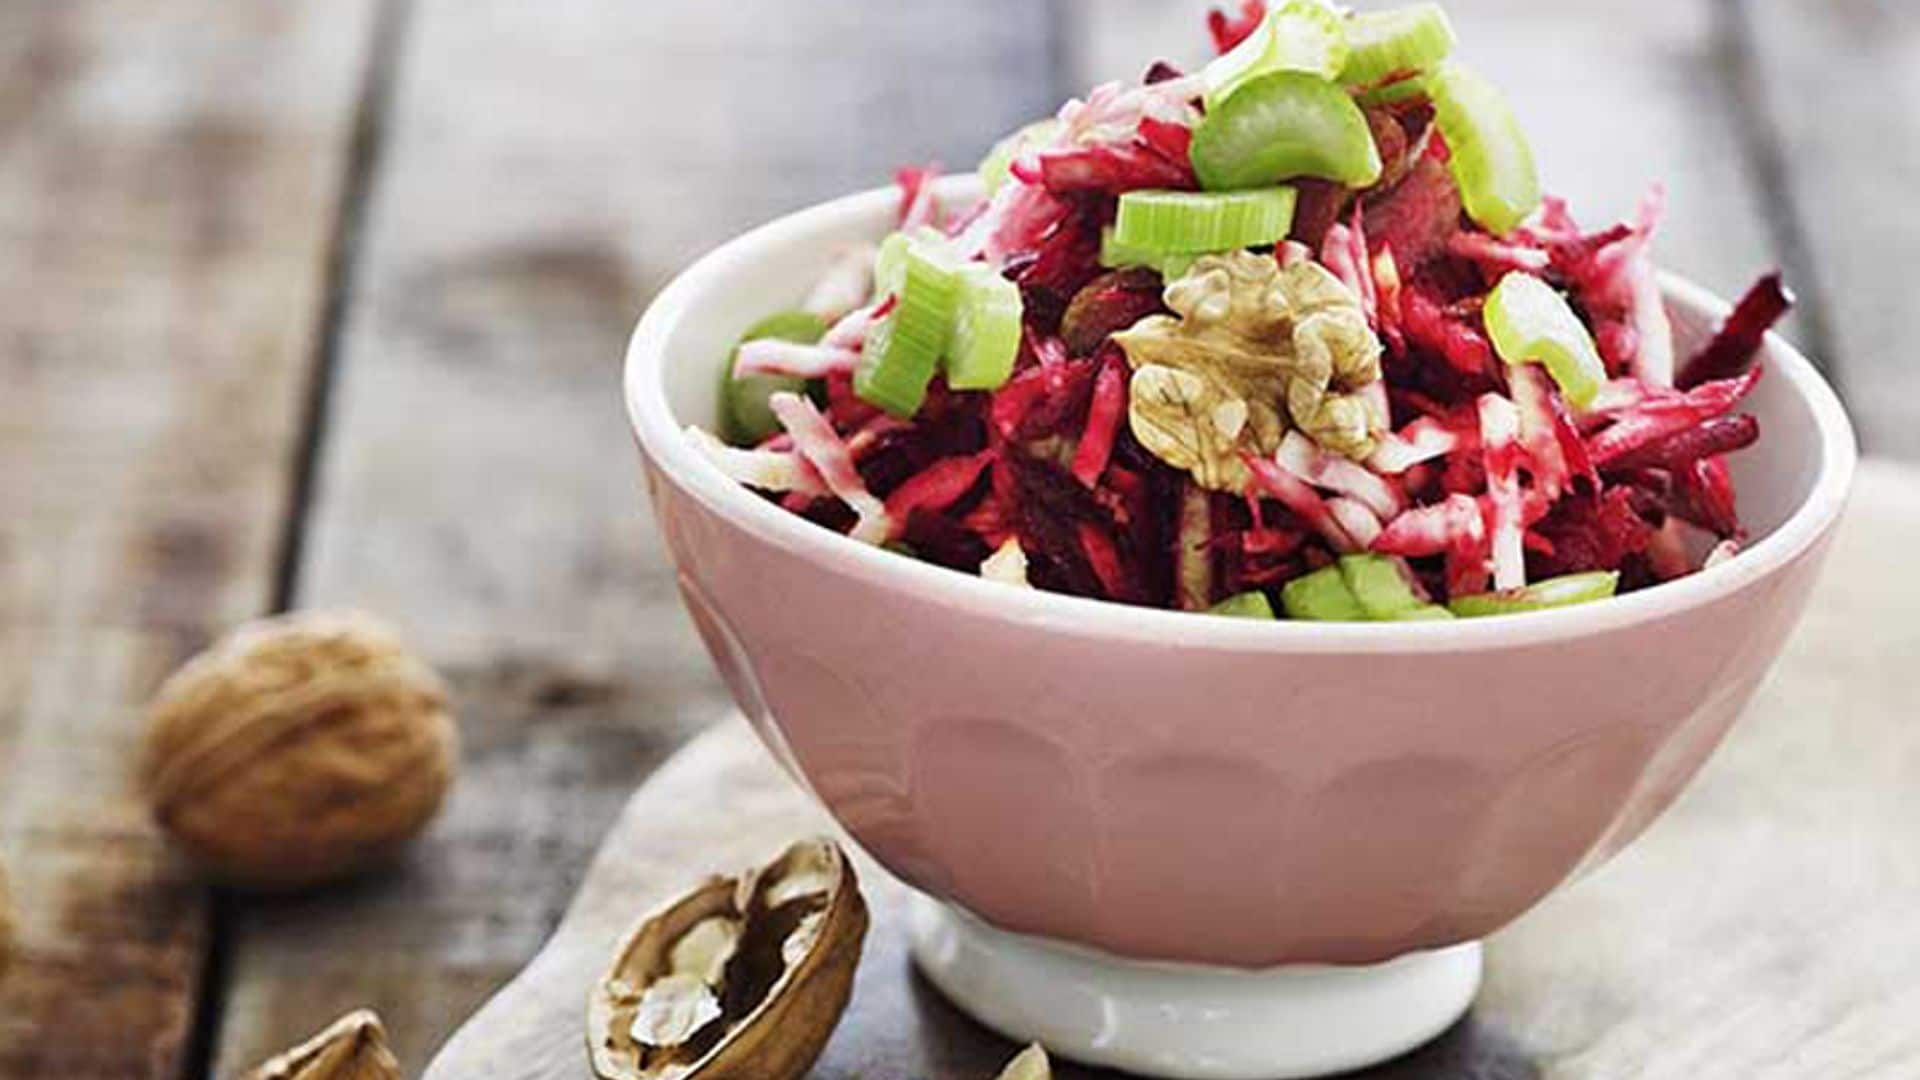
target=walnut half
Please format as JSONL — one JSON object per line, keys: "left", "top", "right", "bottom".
{"left": 588, "top": 838, "right": 868, "bottom": 1080}
{"left": 1113, "top": 249, "right": 1384, "bottom": 491}
{"left": 242, "top": 1010, "right": 401, "bottom": 1080}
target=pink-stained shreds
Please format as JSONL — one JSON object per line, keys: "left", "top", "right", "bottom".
{"left": 706, "top": 8, "right": 1775, "bottom": 612}
{"left": 769, "top": 392, "right": 892, "bottom": 544}
{"left": 1478, "top": 393, "right": 1527, "bottom": 590}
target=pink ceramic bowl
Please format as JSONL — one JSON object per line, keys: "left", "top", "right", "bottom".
{"left": 624, "top": 180, "right": 1856, "bottom": 968}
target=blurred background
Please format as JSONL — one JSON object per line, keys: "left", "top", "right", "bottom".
{"left": 1, "top": 0, "right": 1913, "bottom": 1076}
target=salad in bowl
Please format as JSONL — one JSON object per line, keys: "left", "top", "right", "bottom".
{"left": 688, "top": 0, "right": 1791, "bottom": 622}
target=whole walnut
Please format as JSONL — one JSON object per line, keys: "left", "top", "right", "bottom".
{"left": 141, "top": 611, "right": 457, "bottom": 891}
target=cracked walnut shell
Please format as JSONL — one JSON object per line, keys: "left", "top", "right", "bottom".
{"left": 243, "top": 1009, "right": 402, "bottom": 1080}
{"left": 140, "top": 611, "right": 457, "bottom": 891}
{"left": 589, "top": 838, "right": 868, "bottom": 1080}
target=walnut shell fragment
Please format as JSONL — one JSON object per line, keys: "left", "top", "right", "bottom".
{"left": 589, "top": 838, "right": 869, "bottom": 1080}
{"left": 243, "top": 1009, "right": 402, "bottom": 1080}
{"left": 1114, "top": 249, "right": 1384, "bottom": 492}
{"left": 140, "top": 610, "right": 457, "bottom": 891}
{"left": 996, "top": 1043, "right": 1053, "bottom": 1080}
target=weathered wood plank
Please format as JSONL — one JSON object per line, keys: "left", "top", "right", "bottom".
{"left": 1740, "top": 0, "right": 1918, "bottom": 458}
{"left": 1064, "top": 0, "right": 1780, "bottom": 301}
{"left": 424, "top": 462, "right": 1920, "bottom": 1078}
{"left": 0, "top": 2, "right": 381, "bottom": 1076}
{"left": 210, "top": 1, "right": 1057, "bottom": 1073}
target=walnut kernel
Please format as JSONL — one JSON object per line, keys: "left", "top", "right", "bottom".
{"left": 589, "top": 838, "right": 868, "bottom": 1080}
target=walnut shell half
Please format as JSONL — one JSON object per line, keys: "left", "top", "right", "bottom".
{"left": 243, "top": 1009, "right": 402, "bottom": 1080}
{"left": 588, "top": 838, "right": 869, "bottom": 1080}
{"left": 140, "top": 610, "right": 457, "bottom": 891}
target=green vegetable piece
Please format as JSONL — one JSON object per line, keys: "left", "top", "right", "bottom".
{"left": 1204, "top": 0, "right": 1351, "bottom": 110}
{"left": 1209, "top": 591, "right": 1278, "bottom": 619}
{"left": 1190, "top": 71, "right": 1383, "bottom": 191}
{"left": 1337, "top": 554, "right": 1426, "bottom": 619}
{"left": 1484, "top": 271, "right": 1607, "bottom": 408}
{"left": 1339, "top": 3, "right": 1457, "bottom": 87}
{"left": 723, "top": 310, "right": 830, "bottom": 444}
{"left": 1281, "top": 564, "right": 1370, "bottom": 621}
{"left": 978, "top": 119, "right": 1061, "bottom": 196}
{"left": 1395, "top": 604, "right": 1457, "bottom": 621}
{"left": 1099, "top": 228, "right": 1199, "bottom": 280}
{"left": 1354, "top": 75, "right": 1430, "bottom": 108}
{"left": 947, "top": 263, "right": 1023, "bottom": 390}
{"left": 1427, "top": 62, "right": 1540, "bottom": 235}
{"left": 1113, "top": 187, "right": 1299, "bottom": 254}
{"left": 1448, "top": 571, "right": 1621, "bottom": 618}
{"left": 858, "top": 230, "right": 962, "bottom": 417}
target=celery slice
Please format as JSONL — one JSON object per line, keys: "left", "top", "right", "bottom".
{"left": 1484, "top": 271, "right": 1606, "bottom": 408}
{"left": 1204, "top": 0, "right": 1351, "bottom": 110}
{"left": 978, "top": 119, "right": 1060, "bottom": 196}
{"left": 1428, "top": 62, "right": 1540, "bottom": 235}
{"left": 1448, "top": 571, "right": 1621, "bottom": 617}
{"left": 1191, "top": 71, "right": 1383, "bottom": 191}
{"left": 1354, "top": 75, "right": 1430, "bottom": 108}
{"left": 1113, "top": 187, "right": 1298, "bottom": 254}
{"left": 1209, "top": 591, "right": 1278, "bottom": 619}
{"left": 947, "top": 264, "right": 1023, "bottom": 391}
{"left": 858, "top": 230, "right": 962, "bottom": 417}
{"left": 1099, "top": 228, "right": 1199, "bottom": 280}
{"left": 1281, "top": 564, "right": 1370, "bottom": 620}
{"left": 1339, "top": 3, "right": 1457, "bottom": 87}
{"left": 856, "top": 314, "right": 942, "bottom": 418}
{"left": 1395, "top": 604, "right": 1457, "bottom": 620}
{"left": 723, "top": 310, "right": 829, "bottom": 444}
{"left": 1337, "top": 554, "right": 1425, "bottom": 619}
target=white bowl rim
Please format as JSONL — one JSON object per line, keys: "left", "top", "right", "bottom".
{"left": 625, "top": 178, "right": 1858, "bottom": 655}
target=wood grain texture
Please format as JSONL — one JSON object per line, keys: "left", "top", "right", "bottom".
{"left": 0, "top": 1, "right": 380, "bottom": 1076}
{"left": 423, "top": 463, "right": 1920, "bottom": 1080}
{"left": 208, "top": 1, "right": 1059, "bottom": 1073}
{"left": 1739, "top": 0, "right": 1920, "bottom": 459}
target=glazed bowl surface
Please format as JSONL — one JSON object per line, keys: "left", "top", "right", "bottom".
{"left": 624, "top": 178, "right": 1855, "bottom": 967}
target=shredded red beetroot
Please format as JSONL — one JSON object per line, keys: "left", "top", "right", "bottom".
{"left": 705, "top": 7, "right": 1774, "bottom": 614}
{"left": 1676, "top": 272, "right": 1793, "bottom": 389}
{"left": 1207, "top": 0, "right": 1268, "bottom": 54}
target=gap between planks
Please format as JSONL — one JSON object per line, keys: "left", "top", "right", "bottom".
{"left": 177, "top": 1, "right": 418, "bottom": 1077}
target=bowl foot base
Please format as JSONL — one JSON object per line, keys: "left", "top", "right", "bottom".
{"left": 908, "top": 894, "right": 1482, "bottom": 1079}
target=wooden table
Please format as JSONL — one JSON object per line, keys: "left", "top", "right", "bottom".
{"left": 0, "top": 1, "right": 1913, "bottom": 1076}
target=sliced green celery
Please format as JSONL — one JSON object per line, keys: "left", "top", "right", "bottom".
{"left": 1209, "top": 591, "right": 1278, "bottom": 619}
{"left": 1204, "top": 0, "right": 1351, "bottom": 110}
{"left": 723, "top": 310, "right": 829, "bottom": 444}
{"left": 1281, "top": 564, "right": 1370, "bottom": 621}
{"left": 1448, "top": 571, "right": 1621, "bottom": 617}
{"left": 1100, "top": 228, "right": 1199, "bottom": 280}
{"left": 1339, "top": 3, "right": 1456, "bottom": 86}
{"left": 1354, "top": 74, "right": 1430, "bottom": 108}
{"left": 1395, "top": 604, "right": 1457, "bottom": 620}
{"left": 1113, "top": 187, "right": 1298, "bottom": 253}
{"left": 1337, "top": 554, "right": 1425, "bottom": 619}
{"left": 947, "top": 264, "right": 1023, "bottom": 390}
{"left": 1191, "top": 71, "right": 1383, "bottom": 191}
{"left": 1428, "top": 62, "right": 1540, "bottom": 234}
{"left": 1485, "top": 271, "right": 1607, "bottom": 408}
{"left": 858, "top": 230, "right": 963, "bottom": 417}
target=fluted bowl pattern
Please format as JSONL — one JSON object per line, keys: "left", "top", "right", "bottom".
{"left": 624, "top": 179, "right": 1855, "bottom": 966}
